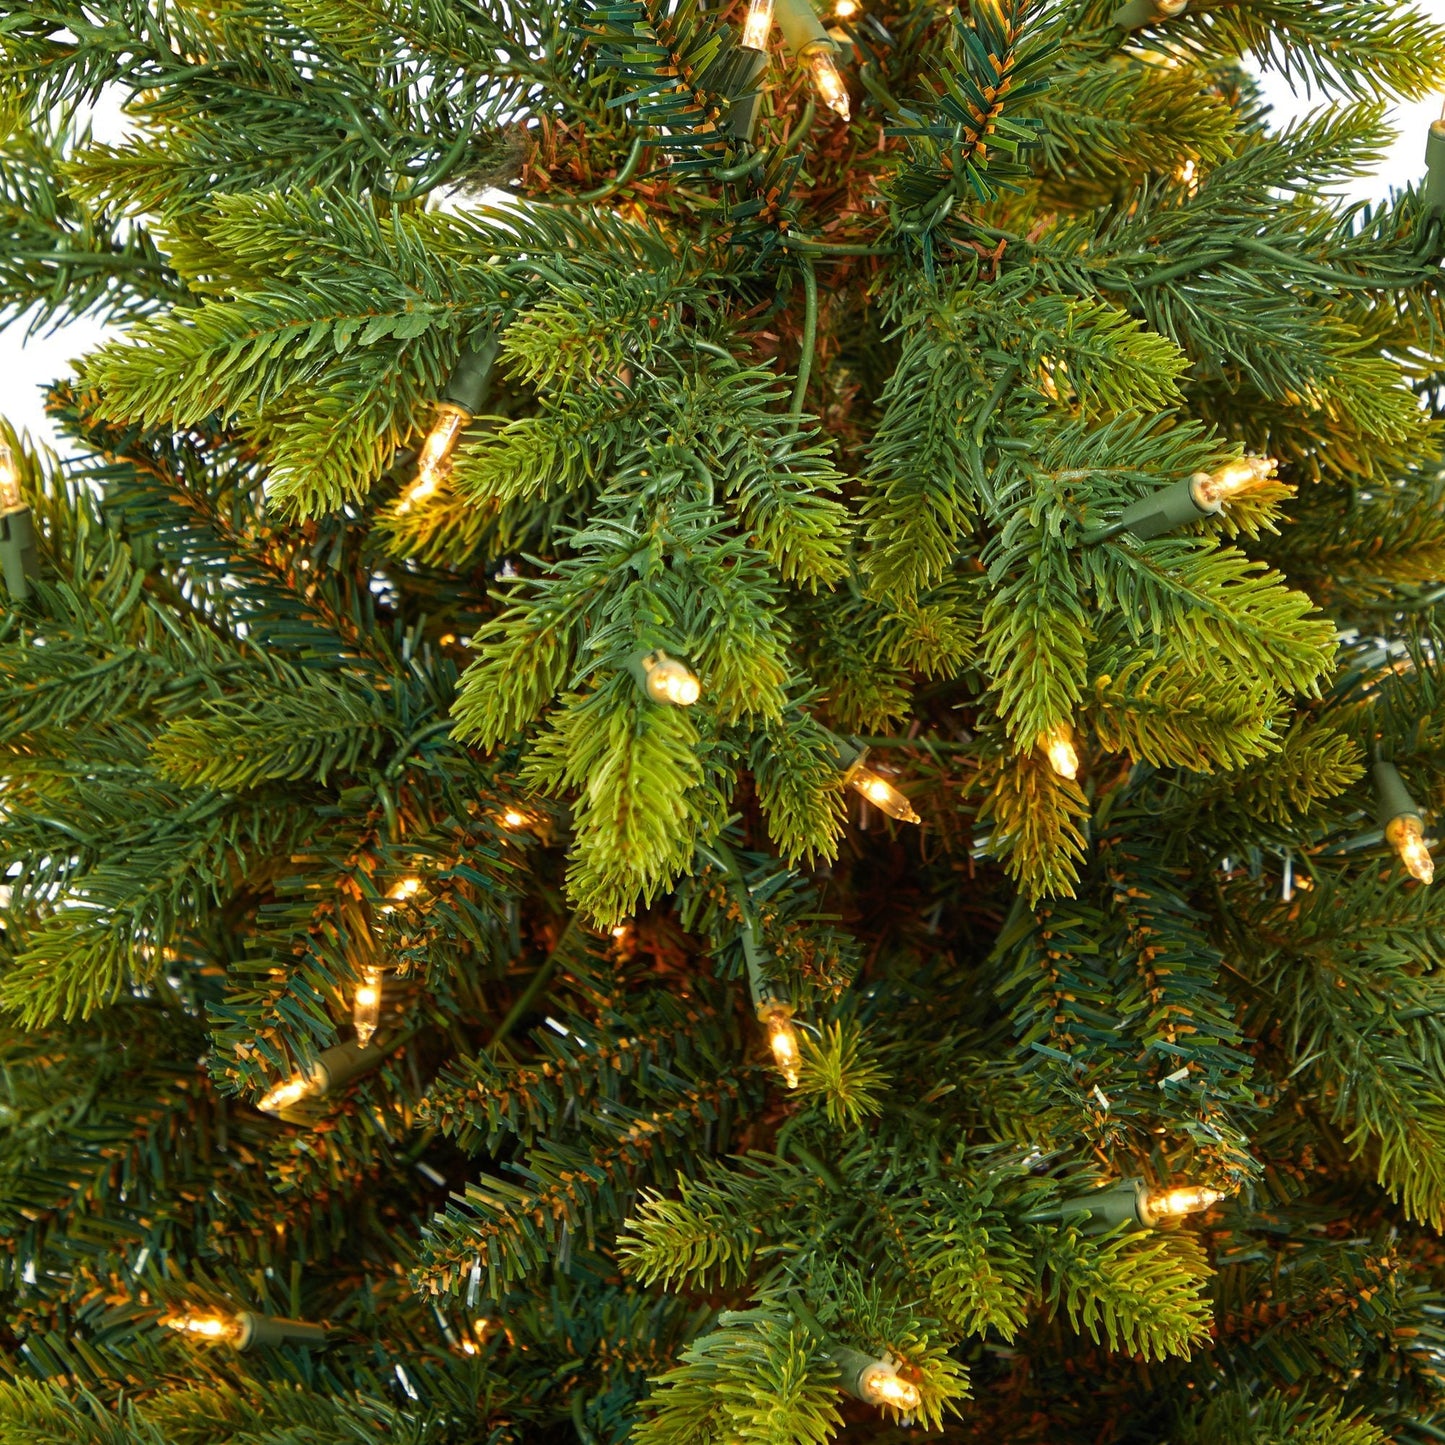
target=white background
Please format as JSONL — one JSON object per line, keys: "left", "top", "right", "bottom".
{"left": 3, "top": 13, "right": 1443, "bottom": 452}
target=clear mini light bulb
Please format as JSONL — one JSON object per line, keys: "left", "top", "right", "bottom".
{"left": 0, "top": 440, "right": 22, "bottom": 514}
{"left": 1388, "top": 814, "right": 1435, "bottom": 885}
{"left": 1189, "top": 455, "right": 1275, "bottom": 510}
{"left": 807, "top": 47, "right": 850, "bottom": 119}
{"left": 398, "top": 404, "right": 469, "bottom": 512}
{"left": 166, "top": 1311, "right": 242, "bottom": 1343}
{"left": 1141, "top": 1183, "right": 1225, "bottom": 1226}
{"left": 257, "top": 1073, "right": 315, "bottom": 1115}
{"left": 500, "top": 807, "right": 529, "bottom": 829}
{"left": 1042, "top": 727, "right": 1080, "bottom": 781}
{"left": 741, "top": 0, "right": 775, "bottom": 49}
{"left": 353, "top": 965, "right": 383, "bottom": 1047}
{"left": 641, "top": 650, "right": 701, "bottom": 706}
{"left": 758, "top": 1002, "right": 802, "bottom": 1088}
{"left": 833, "top": 0, "right": 860, "bottom": 16}
{"left": 860, "top": 1363, "right": 922, "bottom": 1413}
{"left": 848, "top": 766, "right": 921, "bottom": 824}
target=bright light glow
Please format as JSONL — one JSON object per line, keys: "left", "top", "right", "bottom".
{"left": 354, "top": 966, "right": 383, "bottom": 1047}
{"left": 834, "top": 0, "right": 860, "bottom": 16}
{"left": 860, "top": 1362, "right": 921, "bottom": 1413}
{"left": 1042, "top": 728, "right": 1079, "bottom": 781}
{"left": 416, "top": 405, "right": 468, "bottom": 477}
{"left": 258, "top": 1075, "right": 313, "bottom": 1114}
{"left": 1190, "top": 455, "right": 1275, "bottom": 509}
{"left": 501, "top": 808, "right": 528, "bottom": 829}
{"left": 808, "top": 48, "right": 850, "bottom": 119}
{"left": 166, "top": 1312, "right": 239, "bottom": 1343}
{"left": 1147, "top": 1184, "right": 1224, "bottom": 1221}
{"left": 760, "top": 1005, "right": 802, "bottom": 1088}
{"left": 848, "top": 767, "right": 921, "bottom": 824}
{"left": 389, "top": 876, "right": 422, "bottom": 901}
{"left": 1388, "top": 814, "right": 1435, "bottom": 885}
{"left": 1157, "top": 0, "right": 1188, "bottom": 13}
{"left": 741, "top": 0, "right": 774, "bottom": 49}
{"left": 643, "top": 652, "right": 701, "bottom": 706}
{"left": 0, "top": 440, "right": 21, "bottom": 513}
{"left": 398, "top": 404, "right": 468, "bottom": 512}
{"left": 398, "top": 471, "right": 441, "bottom": 512}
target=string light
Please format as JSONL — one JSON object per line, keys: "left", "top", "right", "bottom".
{"left": 1189, "top": 456, "right": 1275, "bottom": 510}
{"left": 0, "top": 437, "right": 38, "bottom": 602}
{"left": 1041, "top": 727, "right": 1080, "bottom": 781}
{"left": 388, "top": 876, "right": 422, "bottom": 903}
{"left": 833, "top": 0, "right": 859, "bottom": 16}
{"left": 256, "top": 1040, "right": 390, "bottom": 1116}
{"left": 634, "top": 648, "right": 701, "bottom": 706}
{"left": 831, "top": 1347, "right": 921, "bottom": 1415}
{"left": 257, "top": 1074, "right": 314, "bottom": 1114}
{"left": 0, "top": 439, "right": 21, "bottom": 514}
{"left": 741, "top": 0, "right": 774, "bottom": 49}
{"left": 758, "top": 1001, "right": 802, "bottom": 1088}
{"left": 500, "top": 808, "right": 529, "bottom": 829}
{"left": 396, "top": 336, "right": 499, "bottom": 514}
{"left": 1084, "top": 455, "right": 1276, "bottom": 543}
{"left": 848, "top": 765, "right": 921, "bottom": 823}
{"left": 167, "top": 1310, "right": 328, "bottom": 1350}
{"left": 353, "top": 965, "right": 384, "bottom": 1047}
{"left": 1376, "top": 762, "right": 1434, "bottom": 884}
{"left": 1045, "top": 1176, "right": 1228, "bottom": 1231}
{"left": 398, "top": 405, "right": 467, "bottom": 512}
{"left": 166, "top": 1311, "right": 241, "bottom": 1343}
{"left": 774, "top": 0, "right": 851, "bottom": 120}
{"left": 859, "top": 1363, "right": 922, "bottom": 1413}
{"left": 806, "top": 48, "right": 850, "bottom": 119}
{"left": 839, "top": 743, "right": 920, "bottom": 824}
{"left": 1390, "top": 816, "right": 1435, "bottom": 885}
{"left": 1139, "top": 1184, "right": 1225, "bottom": 1225}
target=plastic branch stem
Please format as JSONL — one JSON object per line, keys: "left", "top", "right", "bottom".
{"left": 555, "top": 134, "right": 648, "bottom": 203}
{"left": 487, "top": 916, "right": 581, "bottom": 1047}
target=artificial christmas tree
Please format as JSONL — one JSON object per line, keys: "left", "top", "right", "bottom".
{"left": 3, "top": 0, "right": 1445, "bottom": 1439}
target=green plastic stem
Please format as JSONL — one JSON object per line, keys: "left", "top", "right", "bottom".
{"left": 1374, "top": 761, "right": 1423, "bottom": 831}
{"left": 442, "top": 335, "right": 501, "bottom": 413}
{"left": 0, "top": 508, "right": 38, "bottom": 602}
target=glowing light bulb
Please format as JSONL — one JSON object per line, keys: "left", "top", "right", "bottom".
{"left": 166, "top": 1312, "right": 241, "bottom": 1343}
{"left": 398, "top": 404, "right": 469, "bottom": 512}
{"left": 1388, "top": 814, "right": 1435, "bottom": 885}
{"left": 389, "top": 876, "right": 421, "bottom": 901}
{"left": 833, "top": 0, "right": 859, "bottom": 15}
{"left": 848, "top": 767, "right": 921, "bottom": 824}
{"left": 0, "top": 440, "right": 21, "bottom": 514}
{"left": 759, "top": 1003, "right": 802, "bottom": 1088}
{"left": 257, "top": 1074, "right": 315, "bottom": 1114}
{"left": 741, "top": 0, "right": 774, "bottom": 49}
{"left": 1143, "top": 1184, "right": 1224, "bottom": 1224}
{"left": 500, "top": 808, "right": 528, "bottom": 829}
{"left": 807, "top": 47, "right": 850, "bottom": 119}
{"left": 858, "top": 1360, "right": 922, "bottom": 1413}
{"left": 353, "top": 966, "right": 383, "bottom": 1047}
{"left": 1189, "top": 455, "right": 1275, "bottom": 510}
{"left": 642, "top": 650, "right": 701, "bottom": 706}
{"left": 1042, "top": 728, "right": 1079, "bottom": 781}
